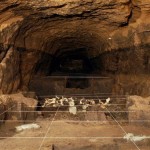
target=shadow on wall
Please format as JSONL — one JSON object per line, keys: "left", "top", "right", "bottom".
{"left": 29, "top": 76, "right": 114, "bottom": 96}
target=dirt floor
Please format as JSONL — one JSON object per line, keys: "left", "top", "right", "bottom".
{"left": 0, "top": 95, "right": 150, "bottom": 150}
{"left": 0, "top": 116, "right": 150, "bottom": 150}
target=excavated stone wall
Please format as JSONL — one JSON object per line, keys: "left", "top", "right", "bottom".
{"left": 0, "top": 0, "right": 149, "bottom": 96}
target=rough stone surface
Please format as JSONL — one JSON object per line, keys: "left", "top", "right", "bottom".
{"left": 113, "top": 74, "right": 150, "bottom": 96}
{"left": 0, "top": 0, "right": 149, "bottom": 95}
{"left": 127, "top": 96, "right": 150, "bottom": 126}
{"left": 0, "top": 93, "right": 38, "bottom": 122}
{"left": 0, "top": 47, "right": 20, "bottom": 94}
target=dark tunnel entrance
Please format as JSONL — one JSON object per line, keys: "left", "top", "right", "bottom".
{"left": 50, "top": 48, "right": 93, "bottom": 75}
{"left": 29, "top": 45, "right": 113, "bottom": 96}
{"left": 34, "top": 48, "right": 94, "bottom": 76}
{"left": 28, "top": 33, "right": 114, "bottom": 95}
{"left": 34, "top": 48, "right": 95, "bottom": 89}
{"left": 51, "top": 48, "right": 94, "bottom": 89}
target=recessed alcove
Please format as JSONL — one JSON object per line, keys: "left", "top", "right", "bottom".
{"left": 29, "top": 46, "right": 113, "bottom": 95}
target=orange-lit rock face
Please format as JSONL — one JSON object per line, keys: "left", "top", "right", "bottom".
{"left": 0, "top": 0, "right": 150, "bottom": 95}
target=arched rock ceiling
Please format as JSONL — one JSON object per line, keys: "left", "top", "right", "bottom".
{"left": 0, "top": 0, "right": 150, "bottom": 56}
{"left": 13, "top": 19, "right": 112, "bottom": 57}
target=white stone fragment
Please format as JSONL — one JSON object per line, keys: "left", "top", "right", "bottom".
{"left": 80, "top": 98, "right": 86, "bottom": 104}
{"left": 69, "top": 99, "right": 75, "bottom": 107}
{"left": 98, "top": 97, "right": 110, "bottom": 109}
{"left": 55, "top": 96, "right": 59, "bottom": 99}
{"left": 59, "top": 99, "right": 64, "bottom": 106}
{"left": 82, "top": 104, "right": 89, "bottom": 112}
{"left": 105, "top": 97, "right": 110, "bottom": 105}
{"left": 69, "top": 106, "right": 77, "bottom": 115}
{"left": 15, "top": 123, "right": 40, "bottom": 132}
{"left": 123, "top": 133, "right": 149, "bottom": 142}
{"left": 89, "top": 99, "right": 95, "bottom": 105}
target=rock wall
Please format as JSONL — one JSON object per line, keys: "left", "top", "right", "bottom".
{"left": 113, "top": 74, "right": 150, "bottom": 96}
{"left": 0, "top": 47, "right": 20, "bottom": 94}
{"left": 127, "top": 96, "right": 150, "bottom": 126}
{"left": 0, "top": 93, "right": 37, "bottom": 122}
{"left": 0, "top": 0, "right": 149, "bottom": 95}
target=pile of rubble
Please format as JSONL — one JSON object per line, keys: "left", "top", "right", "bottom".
{"left": 42, "top": 96, "right": 111, "bottom": 114}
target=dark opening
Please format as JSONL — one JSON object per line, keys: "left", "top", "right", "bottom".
{"left": 29, "top": 46, "right": 115, "bottom": 95}
{"left": 49, "top": 48, "right": 93, "bottom": 75}
{"left": 66, "top": 78, "right": 89, "bottom": 89}
{"left": 52, "top": 48, "right": 93, "bottom": 89}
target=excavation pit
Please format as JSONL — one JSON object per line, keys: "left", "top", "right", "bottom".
{"left": 0, "top": 94, "right": 150, "bottom": 150}
{"left": 0, "top": 0, "right": 150, "bottom": 149}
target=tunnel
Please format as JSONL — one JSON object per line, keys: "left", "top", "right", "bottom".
{"left": 21, "top": 28, "right": 114, "bottom": 95}
{"left": 0, "top": 1, "right": 150, "bottom": 150}
{"left": 0, "top": 15, "right": 149, "bottom": 96}
{"left": 0, "top": 0, "right": 149, "bottom": 97}
{"left": 34, "top": 48, "right": 94, "bottom": 89}
{"left": 0, "top": 0, "right": 149, "bottom": 96}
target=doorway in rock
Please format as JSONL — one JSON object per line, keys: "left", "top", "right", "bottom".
{"left": 49, "top": 48, "right": 93, "bottom": 75}
{"left": 66, "top": 78, "right": 89, "bottom": 89}
{"left": 49, "top": 48, "right": 93, "bottom": 89}
{"left": 29, "top": 47, "right": 113, "bottom": 95}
